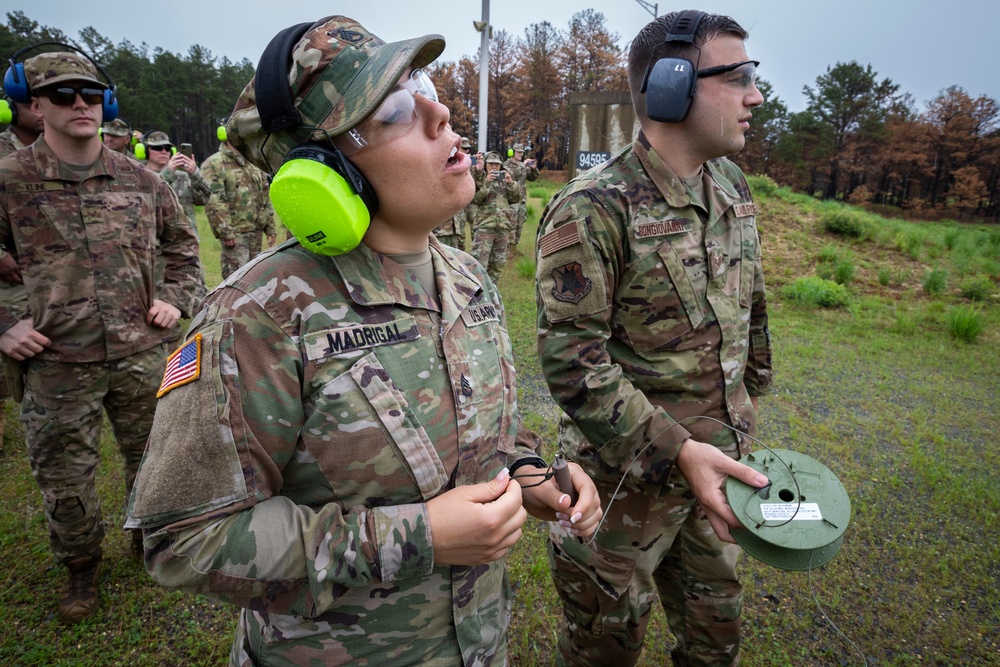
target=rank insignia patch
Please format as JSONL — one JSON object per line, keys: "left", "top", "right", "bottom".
{"left": 551, "top": 262, "right": 593, "bottom": 304}
{"left": 157, "top": 333, "right": 202, "bottom": 398}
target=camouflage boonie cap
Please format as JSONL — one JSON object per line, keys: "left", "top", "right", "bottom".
{"left": 461, "top": 137, "right": 471, "bottom": 150}
{"left": 513, "top": 143, "right": 525, "bottom": 152}
{"left": 228, "top": 15, "right": 445, "bottom": 173}
{"left": 26, "top": 52, "right": 106, "bottom": 92}
{"left": 144, "top": 130, "right": 172, "bottom": 147}
{"left": 486, "top": 151, "right": 502, "bottom": 164}
{"left": 102, "top": 118, "right": 131, "bottom": 136}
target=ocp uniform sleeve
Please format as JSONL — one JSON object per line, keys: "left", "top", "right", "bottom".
{"left": 535, "top": 186, "right": 692, "bottom": 487}
{"left": 127, "top": 289, "right": 433, "bottom": 617}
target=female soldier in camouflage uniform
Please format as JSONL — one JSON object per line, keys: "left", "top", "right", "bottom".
{"left": 128, "top": 14, "right": 601, "bottom": 667}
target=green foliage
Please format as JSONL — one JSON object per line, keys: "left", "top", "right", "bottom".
{"left": 832, "top": 258, "right": 856, "bottom": 285}
{"left": 947, "top": 305, "right": 985, "bottom": 342}
{"left": 821, "top": 208, "right": 867, "bottom": 238}
{"left": 959, "top": 274, "right": 994, "bottom": 301}
{"left": 877, "top": 266, "right": 893, "bottom": 286}
{"left": 515, "top": 256, "right": 535, "bottom": 279}
{"left": 746, "top": 174, "right": 780, "bottom": 197}
{"left": 923, "top": 267, "right": 948, "bottom": 296}
{"left": 781, "top": 276, "right": 850, "bottom": 307}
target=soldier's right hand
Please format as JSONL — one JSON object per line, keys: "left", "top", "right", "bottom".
{"left": 0, "top": 319, "right": 51, "bottom": 361}
{"left": 223, "top": 237, "right": 238, "bottom": 248}
{"left": 427, "top": 468, "right": 527, "bottom": 566}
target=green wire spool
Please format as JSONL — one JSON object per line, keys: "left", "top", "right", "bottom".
{"left": 726, "top": 449, "right": 851, "bottom": 571}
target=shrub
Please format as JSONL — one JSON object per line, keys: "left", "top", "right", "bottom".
{"left": 821, "top": 209, "right": 867, "bottom": 239}
{"left": 877, "top": 266, "right": 893, "bottom": 286}
{"left": 959, "top": 274, "right": 994, "bottom": 302}
{"left": 923, "top": 267, "right": 948, "bottom": 296}
{"left": 947, "top": 305, "right": 984, "bottom": 343}
{"left": 782, "top": 276, "right": 850, "bottom": 308}
{"left": 747, "top": 174, "right": 779, "bottom": 197}
{"left": 818, "top": 244, "right": 840, "bottom": 264}
{"left": 832, "top": 259, "right": 856, "bottom": 286}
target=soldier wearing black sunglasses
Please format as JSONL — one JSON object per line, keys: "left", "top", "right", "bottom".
{"left": 0, "top": 50, "right": 202, "bottom": 624}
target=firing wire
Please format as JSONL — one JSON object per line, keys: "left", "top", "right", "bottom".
{"left": 808, "top": 552, "right": 869, "bottom": 666}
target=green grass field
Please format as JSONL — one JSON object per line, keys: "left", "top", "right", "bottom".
{"left": 0, "top": 187, "right": 997, "bottom": 666}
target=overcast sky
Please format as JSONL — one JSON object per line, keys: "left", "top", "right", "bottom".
{"left": 11, "top": 0, "right": 1000, "bottom": 113}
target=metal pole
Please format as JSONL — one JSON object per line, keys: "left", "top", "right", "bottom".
{"left": 634, "top": 0, "right": 658, "bottom": 18}
{"left": 477, "top": 0, "right": 490, "bottom": 154}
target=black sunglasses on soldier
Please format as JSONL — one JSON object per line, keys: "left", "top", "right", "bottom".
{"left": 40, "top": 86, "right": 105, "bottom": 106}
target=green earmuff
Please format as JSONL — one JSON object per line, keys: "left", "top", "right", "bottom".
{"left": 269, "top": 145, "right": 377, "bottom": 256}
{"left": 135, "top": 142, "right": 147, "bottom": 160}
{"left": 217, "top": 125, "right": 227, "bottom": 142}
{"left": 0, "top": 99, "right": 13, "bottom": 125}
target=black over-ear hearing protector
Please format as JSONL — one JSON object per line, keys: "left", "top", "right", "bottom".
{"left": 4, "top": 42, "right": 119, "bottom": 122}
{"left": 640, "top": 10, "right": 706, "bottom": 123}
{"left": 254, "top": 19, "right": 379, "bottom": 256}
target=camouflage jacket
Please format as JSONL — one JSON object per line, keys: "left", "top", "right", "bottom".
{"left": 471, "top": 174, "right": 520, "bottom": 231}
{"left": 502, "top": 157, "right": 539, "bottom": 201}
{"left": 0, "top": 127, "right": 29, "bottom": 159}
{"left": 127, "top": 237, "right": 540, "bottom": 666}
{"left": 433, "top": 207, "right": 467, "bottom": 237}
{"left": 0, "top": 129, "right": 31, "bottom": 261}
{"left": 159, "top": 165, "right": 211, "bottom": 227}
{"left": 535, "top": 132, "right": 773, "bottom": 491}
{"left": 201, "top": 143, "right": 276, "bottom": 241}
{"left": 0, "top": 138, "right": 202, "bottom": 362}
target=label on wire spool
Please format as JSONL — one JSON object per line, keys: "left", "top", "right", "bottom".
{"left": 726, "top": 449, "right": 851, "bottom": 571}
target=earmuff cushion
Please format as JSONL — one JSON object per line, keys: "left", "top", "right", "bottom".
{"left": 270, "top": 158, "right": 372, "bottom": 256}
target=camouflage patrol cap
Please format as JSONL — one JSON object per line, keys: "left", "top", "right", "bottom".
{"left": 513, "top": 143, "right": 525, "bottom": 152}
{"left": 102, "top": 118, "right": 131, "bottom": 137}
{"left": 144, "top": 130, "right": 172, "bottom": 147}
{"left": 461, "top": 137, "right": 471, "bottom": 150}
{"left": 485, "top": 151, "right": 502, "bottom": 164}
{"left": 228, "top": 15, "right": 445, "bottom": 173}
{"left": 26, "top": 52, "right": 106, "bottom": 92}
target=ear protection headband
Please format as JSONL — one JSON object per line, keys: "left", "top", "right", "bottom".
{"left": 134, "top": 130, "right": 176, "bottom": 160}
{"left": 4, "top": 42, "right": 119, "bottom": 122}
{"left": 254, "top": 19, "right": 380, "bottom": 256}
{"left": 640, "top": 10, "right": 706, "bottom": 123}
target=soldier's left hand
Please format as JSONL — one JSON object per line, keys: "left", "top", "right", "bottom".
{"left": 267, "top": 233, "right": 277, "bottom": 247}
{"left": 169, "top": 153, "right": 197, "bottom": 174}
{"left": 516, "top": 462, "right": 603, "bottom": 538}
{"left": 147, "top": 300, "right": 182, "bottom": 329}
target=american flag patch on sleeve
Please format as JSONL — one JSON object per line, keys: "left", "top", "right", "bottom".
{"left": 157, "top": 333, "right": 202, "bottom": 398}
{"left": 539, "top": 221, "right": 582, "bottom": 257}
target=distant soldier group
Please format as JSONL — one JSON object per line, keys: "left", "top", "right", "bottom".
{"left": 433, "top": 138, "right": 537, "bottom": 282}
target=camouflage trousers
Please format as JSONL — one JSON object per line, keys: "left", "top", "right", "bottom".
{"left": 511, "top": 202, "right": 528, "bottom": 247}
{"left": 548, "top": 480, "right": 742, "bottom": 667}
{"left": 471, "top": 229, "right": 510, "bottom": 284}
{"left": 220, "top": 230, "right": 265, "bottom": 279}
{"left": 435, "top": 233, "right": 465, "bottom": 252}
{"left": 22, "top": 346, "right": 166, "bottom": 564}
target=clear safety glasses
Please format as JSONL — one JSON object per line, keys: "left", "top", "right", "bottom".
{"left": 696, "top": 60, "right": 761, "bottom": 90}
{"left": 338, "top": 69, "right": 439, "bottom": 155}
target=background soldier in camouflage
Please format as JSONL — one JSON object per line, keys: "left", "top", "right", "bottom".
{"left": 100, "top": 117, "right": 132, "bottom": 156}
{"left": 432, "top": 205, "right": 467, "bottom": 250}
{"left": 502, "top": 142, "right": 539, "bottom": 250}
{"left": 535, "top": 11, "right": 773, "bottom": 667}
{"left": 0, "top": 77, "right": 44, "bottom": 437}
{"left": 471, "top": 151, "right": 520, "bottom": 283}
{"left": 201, "top": 139, "right": 276, "bottom": 278}
{"left": 0, "top": 51, "right": 201, "bottom": 624}
{"left": 127, "top": 15, "right": 600, "bottom": 667}
{"left": 141, "top": 130, "right": 209, "bottom": 301}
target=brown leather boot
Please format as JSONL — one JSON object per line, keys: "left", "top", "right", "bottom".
{"left": 59, "top": 551, "right": 101, "bottom": 624}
